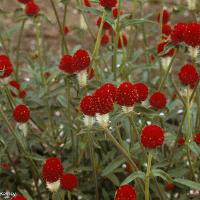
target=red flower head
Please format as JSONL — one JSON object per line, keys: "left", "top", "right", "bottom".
{"left": 116, "top": 82, "right": 137, "bottom": 107}
{"left": 165, "top": 183, "right": 175, "bottom": 191}
{"left": 177, "top": 136, "right": 185, "bottom": 145}
{"left": 115, "top": 184, "right": 137, "bottom": 200}
{"left": 118, "top": 34, "right": 128, "bottom": 48}
{"left": 42, "top": 157, "right": 64, "bottom": 183}
{"left": 170, "top": 23, "right": 187, "bottom": 45}
{"left": 141, "top": 124, "right": 164, "bottom": 148}
{"left": 157, "top": 9, "right": 170, "bottom": 24}
{"left": 9, "top": 80, "right": 20, "bottom": 90}
{"left": 133, "top": 82, "right": 148, "bottom": 103}
{"left": 96, "top": 17, "right": 112, "bottom": 30}
{"left": 25, "top": 1, "right": 40, "bottom": 16}
{"left": 73, "top": 49, "right": 90, "bottom": 72}
{"left": 149, "top": 91, "right": 167, "bottom": 109}
{"left": 83, "top": 0, "right": 91, "bottom": 7}
{"left": 17, "top": 0, "right": 32, "bottom": 4}
{"left": 61, "top": 173, "right": 78, "bottom": 191}
{"left": 162, "top": 24, "right": 172, "bottom": 36}
{"left": 64, "top": 26, "right": 70, "bottom": 35}
{"left": 157, "top": 41, "right": 175, "bottom": 57}
{"left": 99, "top": 0, "right": 117, "bottom": 9}
{"left": 0, "top": 55, "right": 13, "bottom": 78}
{"left": 11, "top": 195, "right": 27, "bottom": 200}
{"left": 59, "top": 55, "right": 75, "bottom": 74}
{"left": 178, "top": 64, "right": 199, "bottom": 88}
{"left": 13, "top": 104, "right": 30, "bottom": 123}
{"left": 80, "top": 95, "right": 96, "bottom": 116}
{"left": 94, "top": 83, "right": 117, "bottom": 102}
{"left": 19, "top": 90, "right": 27, "bottom": 98}
{"left": 183, "top": 23, "right": 200, "bottom": 47}
{"left": 112, "top": 7, "right": 123, "bottom": 18}
{"left": 194, "top": 133, "right": 200, "bottom": 144}
{"left": 101, "top": 33, "right": 110, "bottom": 46}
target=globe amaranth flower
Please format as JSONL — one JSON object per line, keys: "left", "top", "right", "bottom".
{"left": 13, "top": 104, "right": 30, "bottom": 123}
{"left": 178, "top": 64, "right": 199, "bottom": 88}
{"left": 157, "top": 9, "right": 170, "bottom": 24}
{"left": 162, "top": 24, "right": 172, "bottom": 36}
{"left": 83, "top": 0, "right": 91, "bottom": 7}
{"left": 42, "top": 157, "right": 64, "bottom": 192}
{"left": 177, "top": 136, "right": 186, "bottom": 145}
{"left": 25, "top": 1, "right": 40, "bottom": 16}
{"left": 116, "top": 82, "right": 137, "bottom": 113}
{"left": 194, "top": 133, "right": 200, "bottom": 144}
{"left": 80, "top": 95, "right": 96, "bottom": 127}
{"left": 132, "top": 82, "right": 148, "bottom": 103}
{"left": 118, "top": 34, "right": 128, "bottom": 48}
{"left": 115, "top": 184, "right": 137, "bottom": 200}
{"left": 59, "top": 55, "right": 75, "bottom": 74}
{"left": 112, "top": 7, "right": 123, "bottom": 18}
{"left": 99, "top": 0, "right": 117, "bottom": 9}
{"left": 141, "top": 124, "right": 165, "bottom": 148}
{"left": 0, "top": 55, "right": 13, "bottom": 78}
{"left": 149, "top": 91, "right": 167, "bottom": 110}
{"left": 11, "top": 195, "right": 27, "bottom": 200}
{"left": 61, "top": 173, "right": 78, "bottom": 191}
{"left": 165, "top": 182, "right": 175, "bottom": 191}
{"left": 9, "top": 80, "right": 27, "bottom": 99}
{"left": 101, "top": 33, "right": 110, "bottom": 46}
{"left": 96, "top": 17, "right": 112, "bottom": 30}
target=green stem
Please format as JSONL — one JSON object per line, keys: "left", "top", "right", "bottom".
{"left": 0, "top": 33, "right": 9, "bottom": 55}
{"left": 15, "top": 18, "right": 26, "bottom": 81}
{"left": 145, "top": 153, "right": 152, "bottom": 200}
{"left": 67, "top": 191, "right": 72, "bottom": 200}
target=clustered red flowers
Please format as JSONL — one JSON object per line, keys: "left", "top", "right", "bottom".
{"left": 25, "top": 1, "right": 40, "bottom": 16}
{"left": 149, "top": 91, "right": 167, "bottom": 110}
{"left": 0, "top": 55, "right": 13, "bottom": 79}
{"left": 141, "top": 124, "right": 165, "bottom": 148}
{"left": 99, "top": 0, "right": 117, "bottom": 9}
{"left": 178, "top": 64, "right": 199, "bottom": 88}
{"left": 13, "top": 104, "right": 30, "bottom": 123}
{"left": 115, "top": 184, "right": 137, "bottom": 200}
{"left": 171, "top": 23, "right": 200, "bottom": 47}
{"left": 11, "top": 195, "right": 27, "bottom": 200}
{"left": 42, "top": 157, "right": 78, "bottom": 192}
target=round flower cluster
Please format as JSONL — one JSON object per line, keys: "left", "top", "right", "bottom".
{"left": 80, "top": 82, "right": 148, "bottom": 128}
{"left": 13, "top": 104, "right": 30, "bottom": 123}
{"left": 149, "top": 91, "right": 167, "bottom": 110}
{"left": 99, "top": 0, "right": 117, "bottom": 9}
{"left": 58, "top": 49, "right": 94, "bottom": 87}
{"left": 0, "top": 55, "right": 13, "bottom": 79}
{"left": 11, "top": 195, "right": 27, "bottom": 200}
{"left": 25, "top": 1, "right": 40, "bottom": 16}
{"left": 42, "top": 157, "right": 78, "bottom": 192}
{"left": 115, "top": 184, "right": 137, "bottom": 200}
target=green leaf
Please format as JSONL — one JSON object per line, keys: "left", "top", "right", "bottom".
{"left": 152, "top": 169, "right": 173, "bottom": 182}
{"left": 174, "top": 178, "right": 200, "bottom": 190}
{"left": 121, "top": 171, "right": 145, "bottom": 185}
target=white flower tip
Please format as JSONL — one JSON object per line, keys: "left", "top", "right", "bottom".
{"left": 46, "top": 180, "right": 60, "bottom": 192}
{"left": 122, "top": 106, "right": 134, "bottom": 113}
{"left": 96, "top": 113, "right": 109, "bottom": 129}
{"left": 83, "top": 115, "right": 95, "bottom": 127}
{"left": 77, "top": 70, "right": 88, "bottom": 87}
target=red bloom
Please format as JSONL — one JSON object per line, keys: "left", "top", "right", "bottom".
{"left": 11, "top": 195, "right": 27, "bottom": 200}
{"left": 170, "top": 23, "right": 187, "bottom": 45}
{"left": 132, "top": 82, "right": 148, "bottom": 103}
{"left": 73, "top": 49, "right": 90, "bottom": 72}
{"left": 183, "top": 23, "right": 200, "bottom": 47}
{"left": 115, "top": 184, "right": 137, "bottom": 200}
{"left": 0, "top": 55, "right": 13, "bottom": 78}
{"left": 116, "top": 82, "right": 137, "bottom": 107}
{"left": 83, "top": 0, "right": 91, "bottom": 7}
{"left": 141, "top": 124, "right": 164, "bottom": 148}
{"left": 61, "top": 173, "right": 78, "bottom": 191}
{"left": 59, "top": 55, "right": 75, "bottom": 74}
{"left": 42, "top": 157, "right": 64, "bottom": 183}
{"left": 165, "top": 183, "right": 175, "bottom": 191}
{"left": 80, "top": 95, "right": 96, "bottom": 116}
{"left": 0, "top": 162, "right": 11, "bottom": 170}
{"left": 101, "top": 33, "right": 110, "bottom": 46}
{"left": 177, "top": 136, "right": 185, "bottom": 145}
{"left": 94, "top": 83, "right": 117, "bottom": 102}
{"left": 99, "top": 0, "right": 117, "bottom": 9}
{"left": 194, "top": 133, "right": 200, "bottom": 144}
{"left": 96, "top": 17, "right": 112, "bottom": 30}
{"left": 149, "top": 92, "right": 167, "bottom": 109}
{"left": 162, "top": 24, "right": 172, "bottom": 36}
{"left": 112, "top": 7, "right": 123, "bottom": 18}
{"left": 17, "top": 0, "right": 32, "bottom": 4}
{"left": 13, "top": 104, "right": 30, "bottom": 123}
{"left": 178, "top": 64, "right": 199, "bottom": 88}
{"left": 25, "top": 1, "right": 40, "bottom": 16}
{"left": 64, "top": 26, "right": 70, "bottom": 35}
{"left": 157, "top": 41, "right": 175, "bottom": 57}
{"left": 157, "top": 9, "right": 170, "bottom": 24}
{"left": 9, "top": 80, "right": 20, "bottom": 90}
{"left": 118, "top": 34, "right": 128, "bottom": 48}
{"left": 19, "top": 90, "right": 27, "bottom": 98}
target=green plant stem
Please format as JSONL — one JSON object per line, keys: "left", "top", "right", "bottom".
{"left": 145, "top": 153, "right": 152, "bottom": 200}
{"left": 67, "top": 191, "right": 72, "bottom": 200}
{"left": 186, "top": 147, "right": 196, "bottom": 181}
{"left": 87, "top": 131, "right": 99, "bottom": 200}
{"left": 15, "top": 18, "right": 26, "bottom": 81}
{"left": 50, "top": 0, "right": 69, "bottom": 53}
{"left": 0, "top": 33, "right": 9, "bottom": 55}
{"left": 158, "top": 50, "right": 177, "bottom": 91}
